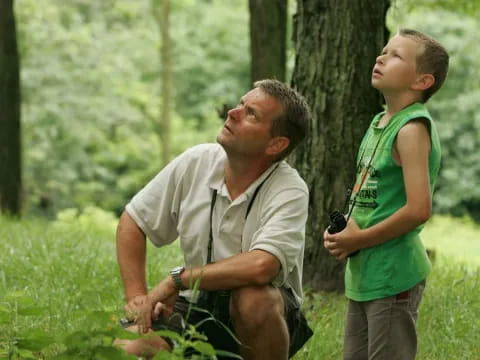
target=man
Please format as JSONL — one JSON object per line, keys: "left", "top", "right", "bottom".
{"left": 116, "top": 79, "right": 312, "bottom": 360}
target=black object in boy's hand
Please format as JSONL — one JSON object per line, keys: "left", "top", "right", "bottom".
{"left": 327, "top": 210, "right": 359, "bottom": 257}
{"left": 327, "top": 210, "right": 347, "bottom": 234}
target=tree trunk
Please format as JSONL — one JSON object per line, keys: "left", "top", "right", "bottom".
{"left": 249, "top": 0, "right": 287, "bottom": 84}
{"left": 154, "top": 0, "right": 172, "bottom": 165}
{"left": 290, "top": 0, "right": 390, "bottom": 292}
{"left": 0, "top": 0, "right": 22, "bottom": 216}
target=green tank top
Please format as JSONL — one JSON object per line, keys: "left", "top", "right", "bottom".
{"left": 345, "top": 102, "right": 441, "bottom": 301}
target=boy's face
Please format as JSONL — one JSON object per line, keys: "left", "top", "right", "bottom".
{"left": 371, "top": 34, "right": 423, "bottom": 95}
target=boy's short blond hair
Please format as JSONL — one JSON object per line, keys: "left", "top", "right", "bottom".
{"left": 399, "top": 28, "right": 449, "bottom": 102}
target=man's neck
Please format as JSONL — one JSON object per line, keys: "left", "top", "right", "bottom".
{"left": 224, "top": 156, "right": 274, "bottom": 201}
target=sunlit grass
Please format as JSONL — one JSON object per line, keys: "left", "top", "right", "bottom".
{"left": 293, "top": 215, "right": 480, "bottom": 360}
{"left": 422, "top": 215, "right": 480, "bottom": 266}
{"left": 1, "top": 214, "right": 479, "bottom": 359}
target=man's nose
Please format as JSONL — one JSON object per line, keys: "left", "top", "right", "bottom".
{"left": 227, "top": 105, "right": 242, "bottom": 121}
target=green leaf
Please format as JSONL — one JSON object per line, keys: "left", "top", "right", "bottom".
{"left": 153, "top": 351, "right": 177, "bottom": 360}
{"left": 111, "top": 328, "right": 138, "bottom": 340}
{"left": 16, "top": 349, "right": 37, "bottom": 359}
{"left": 0, "top": 306, "right": 11, "bottom": 323}
{"left": 92, "top": 345, "right": 126, "bottom": 360}
{"left": 17, "top": 306, "right": 46, "bottom": 316}
{"left": 62, "top": 330, "right": 90, "bottom": 349}
{"left": 215, "top": 349, "right": 244, "bottom": 359}
{"left": 190, "top": 341, "right": 216, "bottom": 356}
{"left": 151, "top": 329, "right": 183, "bottom": 343}
{"left": 17, "top": 330, "right": 54, "bottom": 351}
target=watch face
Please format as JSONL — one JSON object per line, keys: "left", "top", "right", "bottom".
{"left": 171, "top": 266, "right": 184, "bottom": 274}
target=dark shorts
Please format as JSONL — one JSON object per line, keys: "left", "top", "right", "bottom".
{"left": 122, "top": 288, "right": 313, "bottom": 359}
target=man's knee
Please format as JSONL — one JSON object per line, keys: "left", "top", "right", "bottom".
{"left": 230, "top": 285, "right": 285, "bottom": 329}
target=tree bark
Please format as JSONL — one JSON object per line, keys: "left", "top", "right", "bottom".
{"left": 249, "top": 0, "right": 287, "bottom": 84}
{"left": 154, "top": 0, "right": 172, "bottom": 165}
{"left": 0, "top": 0, "right": 22, "bottom": 215}
{"left": 290, "top": 0, "right": 390, "bottom": 291}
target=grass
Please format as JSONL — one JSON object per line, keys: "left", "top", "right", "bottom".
{"left": 0, "top": 212, "right": 479, "bottom": 359}
{"left": 294, "top": 215, "right": 480, "bottom": 360}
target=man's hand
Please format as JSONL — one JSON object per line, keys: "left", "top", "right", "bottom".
{"left": 124, "top": 276, "right": 179, "bottom": 334}
{"left": 324, "top": 218, "right": 362, "bottom": 260}
{"left": 124, "top": 294, "right": 155, "bottom": 334}
{"left": 148, "top": 276, "right": 179, "bottom": 323}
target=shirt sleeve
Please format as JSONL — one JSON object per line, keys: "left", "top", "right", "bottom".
{"left": 125, "top": 151, "right": 189, "bottom": 247}
{"left": 248, "top": 186, "right": 308, "bottom": 287}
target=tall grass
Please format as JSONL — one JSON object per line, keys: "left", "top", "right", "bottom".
{"left": 1, "top": 213, "right": 479, "bottom": 359}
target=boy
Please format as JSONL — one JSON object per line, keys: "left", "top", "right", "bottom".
{"left": 324, "top": 29, "right": 449, "bottom": 360}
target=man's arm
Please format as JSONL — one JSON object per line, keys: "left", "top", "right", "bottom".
{"left": 150, "top": 249, "right": 280, "bottom": 299}
{"left": 325, "top": 119, "right": 432, "bottom": 259}
{"left": 117, "top": 211, "right": 148, "bottom": 301}
{"left": 117, "top": 210, "right": 164, "bottom": 333}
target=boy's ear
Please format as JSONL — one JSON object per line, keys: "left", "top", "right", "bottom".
{"left": 412, "top": 73, "right": 435, "bottom": 91}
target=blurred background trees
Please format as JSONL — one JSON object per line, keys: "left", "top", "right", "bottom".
{"left": 1, "top": 0, "right": 479, "bottom": 225}
{"left": 13, "top": 0, "right": 250, "bottom": 216}
{"left": 249, "top": 0, "right": 287, "bottom": 84}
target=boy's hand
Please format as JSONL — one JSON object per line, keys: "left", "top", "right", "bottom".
{"left": 323, "top": 218, "right": 362, "bottom": 260}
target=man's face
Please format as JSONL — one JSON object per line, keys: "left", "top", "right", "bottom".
{"left": 371, "top": 34, "right": 423, "bottom": 95}
{"left": 217, "top": 88, "right": 284, "bottom": 158}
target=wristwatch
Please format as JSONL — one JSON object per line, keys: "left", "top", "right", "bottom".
{"left": 170, "top": 266, "right": 187, "bottom": 291}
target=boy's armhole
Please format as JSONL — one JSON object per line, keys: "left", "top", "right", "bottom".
{"left": 392, "top": 117, "right": 431, "bottom": 166}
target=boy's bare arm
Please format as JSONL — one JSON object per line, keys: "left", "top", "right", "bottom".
{"left": 325, "top": 119, "right": 432, "bottom": 259}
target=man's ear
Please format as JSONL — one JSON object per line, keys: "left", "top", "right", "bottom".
{"left": 266, "top": 136, "right": 290, "bottom": 157}
{"left": 412, "top": 73, "right": 435, "bottom": 91}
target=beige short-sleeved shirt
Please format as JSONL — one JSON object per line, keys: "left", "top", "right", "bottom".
{"left": 126, "top": 143, "right": 309, "bottom": 304}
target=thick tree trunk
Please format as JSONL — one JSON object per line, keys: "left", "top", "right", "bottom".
{"left": 290, "top": 0, "right": 390, "bottom": 291}
{"left": 249, "top": 0, "right": 287, "bottom": 84}
{"left": 0, "top": 0, "right": 22, "bottom": 215}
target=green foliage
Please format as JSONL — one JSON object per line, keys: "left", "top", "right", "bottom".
{"left": 15, "top": 0, "right": 248, "bottom": 216}
{"left": 1, "top": 214, "right": 479, "bottom": 359}
{"left": 391, "top": 0, "right": 480, "bottom": 17}
{"left": 388, "top": 7, "right": 480, "bottom": 220}
{"left": 0, "top": 214, "right": 241, "bottom": 359}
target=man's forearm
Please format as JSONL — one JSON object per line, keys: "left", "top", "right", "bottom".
{"left": 116, "top": 211, "right": 148, "bottom": 301}
{"left": 178, "top": 249, "right": 280, "bottom": 291}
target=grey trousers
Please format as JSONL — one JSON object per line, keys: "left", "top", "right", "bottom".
{"left": 343, "top": 280, "right": 426, "bottom": 360}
